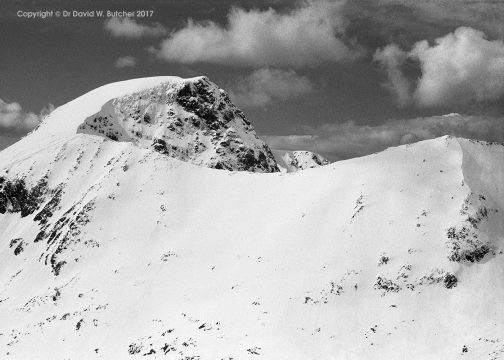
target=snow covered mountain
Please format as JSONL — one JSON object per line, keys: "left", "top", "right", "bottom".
{"left": 14, "top": 76, "right": 279, "bottom": 173}
{"left": 1, "top": 76, "right": 504, "bottom": 360}
{"left": 272, "top": 150, "right": 330, "bottom": 172}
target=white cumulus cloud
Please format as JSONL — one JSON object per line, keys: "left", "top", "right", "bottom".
{"left": 105, "top": 18, "right": 167, "bottom": 38}
{"left": 375, "top": 27, "right": 504, "bottom": 107}
{"left": 0, "top": 99, "right": 53, "bottom": 134}
{"left": 152, "top": 0, "right": 362, "bottom": 68}
{"left": 373, "top": 44, "right": 412, "bottom": 107}
{"left": 230, "top": 68, "right": 315, "bottom": 108}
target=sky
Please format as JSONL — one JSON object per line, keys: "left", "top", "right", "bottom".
{"left": 1, "top": 0, "right": 504, "bottom": 160}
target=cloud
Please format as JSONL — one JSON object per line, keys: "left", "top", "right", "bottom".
{"left": 0, "top": 99, "right": 53, "bottom": 135}
{"left": 412, "top": 27, "right": 504, "bottom": 106}
{"left": 375, "top": 27, "right": 504, "bottom": 107}
{"left": 104, "top": 18, "right": 166, "bottom": 38}
{"left": 263, "top": 113, "right": 504, "bottom": 160}
{"left": 373, "top": 44, "right": 412, "bottom": 107}
{"left": 115, "top": 55, "right": 136, "bottom": 68}
{"left": 152, "top": 0, "right": 362, "bottom": 68}
{"left": 374, "top": 0, "right": 504, "bottom": 39}
{"left": 230, "top": 68, "right": 314, "bottom": 107}
{"left": 345, "top": 0, "right": 504, "bottom": 47}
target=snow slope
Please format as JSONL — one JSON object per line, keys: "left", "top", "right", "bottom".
{"left": 272, "top": 150, "right": 330, "bottom": 172}
{"left": 1, "top": 77, "right": 504, "bottom": 360}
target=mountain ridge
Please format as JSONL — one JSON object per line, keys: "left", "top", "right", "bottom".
{"left": 1, "top": 77, "right": 504, "bottom": 359}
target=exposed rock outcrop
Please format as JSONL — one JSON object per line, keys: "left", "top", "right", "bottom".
{"left": 77, "top": 77, "right": 279, "bottom": 173}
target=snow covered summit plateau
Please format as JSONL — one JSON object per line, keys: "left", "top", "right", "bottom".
{"left": 1, "top": 76, "right": 504, "bottom": 359}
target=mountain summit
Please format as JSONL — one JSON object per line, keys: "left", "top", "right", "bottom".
{"left": 1, "top": 77, "right": 504, "bottom": 360}
{"left": 7, "top": 76, "right": 279, "bottom": 173}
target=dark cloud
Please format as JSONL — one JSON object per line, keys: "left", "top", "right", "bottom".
{"left": 376, "top": 0, "right": 504, "bottom": 39}
{"left": 345, "top": 0, "right": 504, "bottom": 47}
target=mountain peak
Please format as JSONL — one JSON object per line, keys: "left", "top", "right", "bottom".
{"left": 8, "top": 76, "right": 280, "bottom": 173}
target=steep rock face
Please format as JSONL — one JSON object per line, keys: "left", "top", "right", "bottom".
{"left": 0, "top": 177, "right": 48, "bottom": 216}
{"left": 77, "top": 77, "right": 279, "bottom": 172}
{"left": 272, "top": 150, "right": 330, "bottom": 172}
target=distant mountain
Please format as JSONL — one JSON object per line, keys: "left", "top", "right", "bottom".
{"left": 272, "top": 150, "right": 330, "bottom": 172}
{"left": 1, "top": 76, "right": 504, "bottom": 360}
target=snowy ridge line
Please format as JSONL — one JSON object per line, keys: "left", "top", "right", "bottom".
{"left": 0, "top": 76, "right": 504, "bottom": 358}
